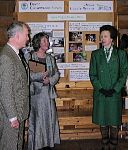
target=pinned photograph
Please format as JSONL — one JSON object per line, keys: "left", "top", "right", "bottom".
{"left": 55, "top": 53, "right": 65, "bottom": 63}
{"left": 73, "top": 52, "right": 87, "bottom": 62}
{"left": 52, "top": 37, "right": 64, "bottom": 47}
{"left": 69, "top": 31, "right": 83, "bottom": 42}
{"left": 69, "top": 43, "right": 83, "bottom": 52}
{"left": 85, "top": 34, "right": 96, "bottom": 44}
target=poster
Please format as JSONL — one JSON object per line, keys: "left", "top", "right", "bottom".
{"left": 19, "top": 1, "right": 64, "bottom": 12}
{"left": 69, "top": 22, "right": 112, "bottom": 31}
{"left": 57, "top": 62, "right": 89, "bottom": 69}
{"left": 27, "top": 22, "right": 64, "bottom": 37}
{"left": 69, "top": 1, "right": 113, "bottom": 13}
{"left": 69, "top": 69, "right": 90, "bottom": 81}
{"left": 48, "top": 14, "right": 86, "bottom": 21}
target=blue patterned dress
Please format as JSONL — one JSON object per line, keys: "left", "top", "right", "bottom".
{"left": 26, "top": 52, "right": 60, "bottom": 150}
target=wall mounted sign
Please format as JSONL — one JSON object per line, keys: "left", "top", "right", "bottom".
{"left": 19, "top": 1, "right": 64, "bottom": 12}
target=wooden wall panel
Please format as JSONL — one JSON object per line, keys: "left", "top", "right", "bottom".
{"left": 0, "top": 16, "right": 13, "bottom": 28}
{"left": 0, "top": 1, "right": 16, "bottom": 16}
{"left": 117, "top": 0, "right": 128, "bottom": 15}
{"left": 0, "top": 28, "right": 7, "bottom": 47}
{"left": 117, "top": 0, "right": 128, "bottom": 33}
{"left": 0, "top": 1, "right": 15, "bottom": 47}
{"left": 118, "top": 15, "right": 128, "bottom": 29}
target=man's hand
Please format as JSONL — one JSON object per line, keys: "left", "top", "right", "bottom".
{"left": 10, "top": 119, "right": 19, "bottom": 128}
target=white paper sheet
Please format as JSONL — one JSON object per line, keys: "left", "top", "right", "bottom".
{"left": 19, "top": 1, "right": 64, "bottom": 12}
{"left": 69, "top": 69, "right": 90, "bottom": 81}
{"left": 57, "top": 63, "right": 89, "bottom": 69}
{"left": 69, "top": 1, "right": 113, "bottom": 13}
{"left": 48, "top": 14, "right": 86, "bottom": 21}
{"left": 69, "top": 22, "right": 112, "bottom": 31}
{"left": 85, "top": 45, "right": 97, "bottom": 51}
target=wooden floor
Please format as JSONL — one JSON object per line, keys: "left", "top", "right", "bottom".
{"left": 24, "top": 138, "right": 128, "bottom": 150}
{"left": 53, "top": 139, "right": 128, "bottom": 150}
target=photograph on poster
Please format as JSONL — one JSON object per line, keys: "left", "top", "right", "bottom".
{"left": 69, "top": 43, "right": 83, "bottom": 52}
{"left": 73, "top": 52, "right": 87, "bottom": 62}
{"left": 69, "top": 31, "right": 83, "bottom": 42}
{"left": 53, "top": 47, "right": 65, "bottom": 63}
{"left": 55, "top": 53, "right": 65, "bottom": 63}
{"left": 85, "top": 33, "right": 96, "bottom": 44}
{"left": 52, "top": 37, "right": 64, "bottom": 47}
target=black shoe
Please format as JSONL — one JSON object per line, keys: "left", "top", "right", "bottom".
{"left": 109, "top": 143, "right": 117, "bottom": 150}
{"left": 101, "top": 143, "right": 109, "bottom": 150}
{"left": 43, "top": 147, "right": 52, "bottom": 150}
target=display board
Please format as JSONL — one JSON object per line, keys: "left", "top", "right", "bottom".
{"left": 15, "top": 0, "right": 115, "bottom": 86}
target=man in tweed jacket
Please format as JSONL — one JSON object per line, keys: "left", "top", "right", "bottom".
{"left": 0, "top": 22, "right": 30, "bottom": 150}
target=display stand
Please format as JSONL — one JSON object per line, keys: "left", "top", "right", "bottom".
{"left": 14, "top": 0, "right": 128, "bottom": 140}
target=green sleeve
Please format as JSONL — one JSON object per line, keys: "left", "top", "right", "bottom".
{"left": 113, "top": 50, "right": 128, "bottom": 93}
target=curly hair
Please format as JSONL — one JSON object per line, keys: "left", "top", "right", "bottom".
{"left": 100, "top": 25, "right": 118, "bottom": 40}
{"left": 32, "top": 32, "right": 49, "bottom": 52}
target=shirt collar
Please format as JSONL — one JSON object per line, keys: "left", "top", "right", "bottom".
{"left": 104, "top": 46, "right": 113, "bottom": 52}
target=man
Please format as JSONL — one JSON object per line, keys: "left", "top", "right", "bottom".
{"left": 0, "top": 21, "right": 30, "bottom": 150}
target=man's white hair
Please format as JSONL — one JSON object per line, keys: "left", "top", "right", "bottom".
{"left": 7, "top": 21, "right": 26, "bottom": 39}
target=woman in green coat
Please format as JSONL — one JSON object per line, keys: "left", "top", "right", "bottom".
{"left": 89, "top": 25, "right": 128, "bottom": 150}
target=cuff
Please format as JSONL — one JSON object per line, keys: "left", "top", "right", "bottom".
{"left": 9, "top": 117, "right": 17, "bottom": 122}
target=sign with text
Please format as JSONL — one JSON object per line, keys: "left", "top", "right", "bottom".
{"left": 69, "top": 69, "right": 90, "bottom": 81}
{"left": 69, "top": 1, "right": 113, "bottom": 13}
{"left": 57, "top": 63, "right": 89, "bottom": 69}
{"left": 69, "top": 22, "right": 112, "bottom": 31}
{"left": 48, "top": 14, "right": 86, "bottom": 21}
{"left": 19, "top": 1, "right": 64, "bottom": 12}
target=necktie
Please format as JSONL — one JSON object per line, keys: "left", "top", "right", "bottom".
{"left": 18, "top": 52, "right": 29, "bottom": 73}
{"left": 18, "top": 52, "right": 30, "bottom": 85}
{"left": 19, "top": 52, "right": 26, "bottom": 66}
{"left": 105, "top": 48, "right": 110, "bottom": 58}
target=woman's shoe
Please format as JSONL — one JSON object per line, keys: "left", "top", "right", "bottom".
{"left": 101, "top": 144, "right": 109, "bottom": 150}
{"left": 43, "top": 146, "right": 52, "bottom": 150}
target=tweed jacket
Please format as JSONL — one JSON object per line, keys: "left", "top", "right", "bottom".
{"left": 0, "top": 44, "right": 29, "bottom": 123}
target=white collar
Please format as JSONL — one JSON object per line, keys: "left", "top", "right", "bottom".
{"left": 104, "top": 46, "right": 113, "bottom": 62}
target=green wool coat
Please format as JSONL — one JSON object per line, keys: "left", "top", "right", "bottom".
{"left": 89, "top": 47, "right": 128, "bottom": 126}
